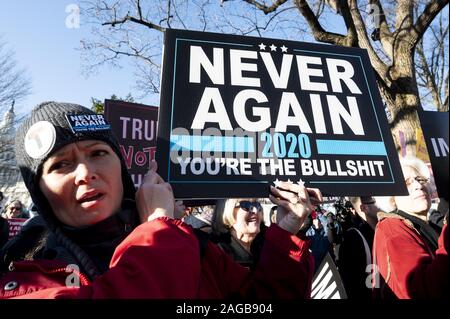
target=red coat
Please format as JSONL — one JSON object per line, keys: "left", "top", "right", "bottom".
{"left": 0, "top": 217, "right": 313, "bottom": 298}
{"left": 372, "top": 213, "right": 449, "bottom": 299}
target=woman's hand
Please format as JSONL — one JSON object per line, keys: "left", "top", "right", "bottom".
{"left": 269, "top": 181, "right": 323, "bottom": 234}
{"left": 174, "top": 200, "right": 188, "bottom": 219}
{"left": 135, "top": 161, "right": 175, "bottom": 223}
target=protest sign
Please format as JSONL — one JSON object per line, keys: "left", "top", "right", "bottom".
{"left": 311, "top": 253, "right": 347, "bottom": 299}
{"left": 7, "top": 218, "right": 27, "bottom": 239}
{"left": 418, "top": 111, "right": 449, "bottom": 200}
{"left": 104, "top": 99, "right": 159, "bottom": 188}
{"left": 157, "top": 29, "right": 407, "bottom": 199}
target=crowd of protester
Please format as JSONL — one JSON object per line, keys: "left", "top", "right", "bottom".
{"left": 0, "top": 101, "right": 448, "bottom": 299}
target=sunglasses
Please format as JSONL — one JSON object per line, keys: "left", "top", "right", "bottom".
{"left": 237, "top": 201, "right": 262, "bottom": 212}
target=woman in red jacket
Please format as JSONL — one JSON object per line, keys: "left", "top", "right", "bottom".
{"left": 372, "top": 156, "right": 448, "bottom": 299}
{"left": 0, "top": 101, "right": 320, "bottom": 299}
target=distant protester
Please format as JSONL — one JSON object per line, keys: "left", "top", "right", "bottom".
{"left": 306, "top": 209, "right": 334, "bottom": 271}
{"left": 372, "top": 156, "right": 448, "bottom": 299}
{"left": 2, "top": 200, "right": 29, "bottom": 219}
{"left": 338, "top": 196, "right": 382, "bottom": 299}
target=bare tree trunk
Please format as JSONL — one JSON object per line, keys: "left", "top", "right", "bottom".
{"left": 387, "top": 45, "right": 422, "bottom": 156}
{"left": 80, "top": 0, "right": 449, "bottom": 160}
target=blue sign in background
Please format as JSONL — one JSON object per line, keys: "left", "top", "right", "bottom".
{"left": 418, "top": 111, "right": 449, "bottom": 200}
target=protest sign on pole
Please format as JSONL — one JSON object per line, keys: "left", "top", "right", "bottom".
{"left": 104, "top": 99, "right": 159, "bottom": 188}
{"left": 157, "top": 29, "right": 407, "bottom": 199}
{"left": 418, "top": 111, "right": 449, "bottom": 200}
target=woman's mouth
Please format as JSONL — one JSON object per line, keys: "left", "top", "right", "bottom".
{"left": 247, "top": 216, "right": 259, "bottom": 223}
{"left": 414, "top": 194, "right": 428, "bottom": 201}
{"left": 77, "top": 191, "right": 105, "bottom": 207}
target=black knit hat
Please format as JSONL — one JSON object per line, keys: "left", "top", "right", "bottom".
{"left": 15, "top": 101, "right": 136, "bottom": 228}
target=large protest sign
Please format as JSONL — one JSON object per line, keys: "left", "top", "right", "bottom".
{"left": 157, "top": 29, "right": 406, "bottom": 199}
{"left": 418, "top": 111, "right": 449, "bottom": 200}
{"left": 104, "top": 100, "right": 159, "bottom": 188}
{"left": 311, "top": 253, "right": 347, "bottom": 299}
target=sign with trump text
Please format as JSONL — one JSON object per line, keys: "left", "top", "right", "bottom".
{"left": 156, "top": 29, "right": 407, "bottom": 199}
{"left": 104, "top": 100, "right": 158, "bottom": 188}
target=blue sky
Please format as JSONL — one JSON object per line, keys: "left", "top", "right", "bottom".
{"left": 0, "top": 1, "right": 156, "bottom": 117}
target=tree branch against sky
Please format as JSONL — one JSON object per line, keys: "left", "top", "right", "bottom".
{"left": 80, "top": 0, "right": 449, "bottom": 156}
{"left": 0, "top": 38, "right": 31, "bottom": 115}
{"left": 416, "top": 9, "right": 449, "bottom": 112}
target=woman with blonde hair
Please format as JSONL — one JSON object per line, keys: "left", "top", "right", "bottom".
{"left": 211, "top": 198, "right": 266, "bottom": 269}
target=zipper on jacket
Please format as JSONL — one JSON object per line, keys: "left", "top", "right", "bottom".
{"left": 10, "top": 261, "right": 91, "bottom": 286}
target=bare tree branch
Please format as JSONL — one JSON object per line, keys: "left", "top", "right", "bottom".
{"left": 313, "top": 0, "right": 326, "bottom": 17}
{"left": 159, "top": 0, "right": 173, "bottom": 28}
{"left": 395, "top": 0, "right": 414, "bottom": 31}
{"left": 411, "top": 0, "right": 449, "bottom": 47}
{"left": 137, "top": 0, "right": 143, "bottom": 19}
{"left": 415, "top": 6, "right": 449, "bottom": 111}
{"left": 293, "top": 0, "right": 349, "bottom": 45}
{"left": 444, "top": 72, "right": 449, "bottom": 111}
{"left": 367, "top": 0, "right": 394, "bottom": 60}
{"left": 417, "top": 39, "right": 442, "bottom": 110}
{"left": 0, "top": 39, "right": 32, "bottom": 111}
{"left": 242, "top": 0, "right": 289, "bottom": 14}
{"left": 336, "top": 0, "right": 357, "bottom": 46}
{"left": 349, "top": 0, "right": 389, "bottom": 85}
{"left": 236, "top": 5, "right": 297, "bottom": 35}
{"left": 102, "top": 12, "right": 166, "bottom": 31}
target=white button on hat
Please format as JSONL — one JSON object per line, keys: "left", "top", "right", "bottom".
{"left": 24, "top": 120, "right": 56, "bottom": 159}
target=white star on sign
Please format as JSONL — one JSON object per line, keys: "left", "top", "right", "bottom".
{"left": 287, "top": 179, "right": 293, "bottom": 184}
{"left": 258, "top": 43, "right": 267, "bottom": 50}
{"left": 297, "top": 179, "right": 305, "bottom": 187}
{"left": 270, "top": 44, "right": 277, "bottom": 51}
{"left": 274, "top": 178, "right": 282, "bottom": 188}
{"left": 280, "top": 45, "right": 288, "bottom": 53}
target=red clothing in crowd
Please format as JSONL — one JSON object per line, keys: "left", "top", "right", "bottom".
{"left": 372, "top": 213, "right": 449, "bottom": 299}
{"left": 0, "top": 217, "right": 313, "bottom": 298}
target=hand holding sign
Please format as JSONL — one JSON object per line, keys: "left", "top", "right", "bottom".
{"left": 174, "top": 200, "right": 189, "bottom": 219}
{"left": 269, "top": 181, "right": 323, "bottom": 234}
{"left": 136, "top": 161, "right": 175, "bottom": 223}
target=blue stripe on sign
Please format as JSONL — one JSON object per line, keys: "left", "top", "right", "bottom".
{"left": 170, "top": 135, "right": 254, "bottom": 152}
{"left": 316, "top": 140, "right": 387, "bottom": 156}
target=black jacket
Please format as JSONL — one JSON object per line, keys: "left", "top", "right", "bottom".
{"left": 0, "top": 216, "right": 9, "bottom": 250}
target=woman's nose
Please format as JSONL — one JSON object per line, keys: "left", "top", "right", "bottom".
{"left": 74, "top": 162, "right": 97, "bottom": 185}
